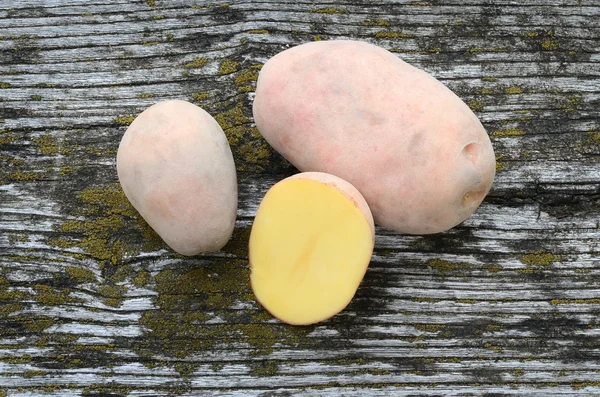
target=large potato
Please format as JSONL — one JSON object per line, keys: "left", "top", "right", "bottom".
{"left": 253, "top": 40, "right": 495, "bottom": 234}
{"left": 117, "top": 100, "right": 237, "bottom": 255}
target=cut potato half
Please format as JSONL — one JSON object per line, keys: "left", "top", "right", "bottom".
{"left": 249, "top": 172, "right": 375, "bottom": 325}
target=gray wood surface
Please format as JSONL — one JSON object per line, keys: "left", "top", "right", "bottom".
{"left": 1, "top": 0, "right": 599, "bottom": 396}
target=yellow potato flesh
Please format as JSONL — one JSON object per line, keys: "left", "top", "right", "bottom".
{"left": 249, "top": 179, "right": 374, "bottom": 325}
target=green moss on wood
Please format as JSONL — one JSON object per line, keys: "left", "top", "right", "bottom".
{"left": 8, "top": 170, "right": 42, "bottom": 182}
{"left": 427, "top": 259, "right": 472, "bottom": 275}
{"left": 24, "top": 317, "right": 55, "bottom": 332}
{"left": 136, "top": 93, "right": 154, "bottom": 99}
{"left": 551, "top": 298, "right": 600, "bottom": 305}
{"left": 312, "top": 7, "right": 349, "bottom": 14}
{"left": 33, "top": 135, "right": 59, "bottom": 156}
{"left": 58, "top": 166, "right": 74, "bottom": 176}
{"left": 414, "top": 324, "right": 446, "bottom": 332}
{"left": 248, "top": 29, "right": 268, "bottom": 34}
{"left": 50, "top": 184, "right": 164, "bottom": 265}
{"left": 251, "top": 360, "right": 279, "bottom": 376}
{"left": 363, "top": 19, "right": 390, "bottom": 27}
{"left": 505, "top": 86, "right": 523, "bottom": 95}
{"left": 0, "top": 82, "right": 12, "bottom": 88}
{"left": 114, "top": 115, "right": 136, "bottom": 126}
{"left": 558, "top": 95, "right": 582, "bottom": 113}
{"left": 520, "top": 250, "right": 561, "bottom": 267}
{"left": 23, "top": 370, "right": 46, "bottom": 378}
{"left": 495, "top": 154, "right": 506, "bottom": 171}
{"left": 35, "top": 285, "right": 79, "bottom": 305}
{"left": 491, "top": 128, "right": 526, "bottom": 138}
{"left": 98, "top": 284, "right": 128, "bottom": 307}
{"left": 146, "top": 0, "right": 156, "bottom": 6}
{"left": 132, "top": 271, "right": 150, "bottom": 288}
{"left": 375, "top": 31, "right": 414, "bottom": 39}
{"left": 136, "top": 258, "right": 313, "bottom": 363}
{"left": 541, "top": 32, "right": 559, "bottom": 50}
{"left": 66, "top": 267, "right": 96, "bottom": 283}
{"left": 213, "top": 103, "right": 272, "bottom": 171}
{"left": 192, "top": 92, "right": 209, "bottom": 102}
{"left": 467, "top": 99, "right": 484, "bottom": 112}
{"left": 183, "top": 57, "right": 208, "bottom": 69}
{"left": 219, "top": 59, "right": 240, "bottom": 75}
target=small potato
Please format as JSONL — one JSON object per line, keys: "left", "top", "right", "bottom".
{"left": 117, "top": 100, "right": 237, "bottom": 255}
{"left": 253, "top": 40, "right": 496, "bottom": 234}
{"left": 249, "top": 172, "right": 374, "bottom": 325}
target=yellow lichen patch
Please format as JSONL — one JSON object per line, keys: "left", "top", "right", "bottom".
{"left": 8, "top": 171, "right": 42, "bottom": 182}
{"left": 0, "top": 132, "right": 16, "bottom": 145}
{"left": 114, "top": 115, "right": 136, "bottom": 126}
{"left": 218, "top": 59, "right": 240, "bottom": 75}
{"left": 66, "top": 267, "right": 95, "bottom": 283}
{"left": 183, "top": 57, "right": 207, "bottom": 69}
{"left": 427, "top": 259, "right": 472, "bottom": 275}
{"left": 312, "top": 7, "right": 349, "bottom": 14}
{"left": 467, "top": 99, "right": 484, "bottom": 112}
{"left": 248, "top": 29, "right": 268, "bottom": 34}
{"left": 135, "top": 258, "right": 314, "bottom": 361}
{"left": 491, "top": 128, "right": 526, "bottom": 138}
{"left": 0, "top": 82, "right": 12, "bottom": 89}
{"left": 98, "top": 284, "right": 128, "bottom": 307}
{"left": 23, "top": 370, "right": 46, "bottom": 378}
{"left": 520, "top": 250, "right": 561, "bottom": 267}
{"left": 58, "top": 166, "right": 74, "bottom": 176}
{"left": 146, "top": 0, "right": 155, "bottom": 6}
{"left": 136, "top": 93, "right": 154, "bottom": 99}
{"left": 505, "top": 86, "right": 523, "bottom": 95}
{"left": 49, "top": 184, "right": 164, "bottom": 265}
{"left": 551, "top": 298, "right": 600, "bottom": 305}
{"left": 34, "top": 285, "right": 80, "bottom": 305}
{"left": 541, "top": 32, "right": 559, "bottom": 50}
{"left": 558, "top": 95, "right": 583, "bottom": 113}
{"left": 213, "top": 103, "right": 250, "bottom": 147}
{"left": 375, "top": 31, "right": 414, "bottom": 39}
{"left": 132, "top": 271, "right": 150, "bottom": 288}
{"left": 363, "top": 19, "right": 390, "bottom": 27}
{"left": 33, "top": 135, "right": 59, "bottom": 156}
{"left": 192, "top": 92, "right": 209, "bottom": 102}
{"left": 234, "top": 68, "right": 259, "bottom": 93}
{"left": 584, "top": 131, "right": 600, "bottom": 146}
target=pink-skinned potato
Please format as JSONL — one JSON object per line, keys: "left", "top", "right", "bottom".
{"left": 117, "top": 100, "right": 237, "bottom": 255}
{"left": 253, "top": 40, "right": 496, "bottom": 234}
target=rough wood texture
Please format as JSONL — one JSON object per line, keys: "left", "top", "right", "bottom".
{"left": 1, "top": 0, "right": 599, "bottom": 396}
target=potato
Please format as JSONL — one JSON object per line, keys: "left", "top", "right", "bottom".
{"left": 117, "top": 100, "right": 237, "bottom": 255}
{"left": 249, "top": 172, "right": 374, "bottom": 325}
{"left": 253, "top": 40, "right": 496, "bottom": 234}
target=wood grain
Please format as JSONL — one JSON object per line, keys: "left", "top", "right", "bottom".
{"left": 1, "top": 0, "right": 599, "bottom": 396}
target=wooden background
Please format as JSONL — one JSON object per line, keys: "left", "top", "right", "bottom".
{"left": 1, "top": 0, "right": 599, "bottom": 396}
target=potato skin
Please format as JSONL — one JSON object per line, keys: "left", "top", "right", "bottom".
{"left": 253, "top": 40, "right": 496, "bottom": 234}
{"left": 117, "top": 100, "right": 237, "bottom": 255}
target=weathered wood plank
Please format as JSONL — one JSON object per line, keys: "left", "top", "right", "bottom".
{"left": 1, "top": 0, "right": 600, "bottom": 396}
